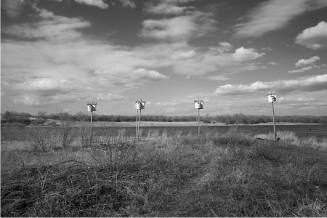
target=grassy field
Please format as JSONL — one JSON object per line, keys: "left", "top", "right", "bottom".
{"left": 1, "top": 126, "right": 327, "bottom": 216}
{"left": 2, "top": 123, "right": 327, "bottom": 142}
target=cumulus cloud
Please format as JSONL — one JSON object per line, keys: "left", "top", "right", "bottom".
{"left": 133, "top": 68, "right": 168, "bottom": 80}
{"left": 288, "top": 64, "right": 326, "bottom": 74}
{"left": 288, "top": 56, "right": 324, "bottom": 73}
{"left": 156, "top": 44, "right": 265, "bottom": 76}
{"left": 140, "top": 12, "right": 214, "bottom": 41}
{"left": 2, "top": 8, "right": 169, "bottom": 106}
{"left": 2, "top": 0, "right": 26, "bottom": 18}
{"left": 14, "top": 94, "right": 43, "bottom": 106}
{"left": 295, "top": 56, "right": 320, "bottom": 67}
{"left": 74, "top": 0, "right": 108, "bottom": 9}
{"left": 2, "top": 5, "right": 268, "bottom": 108}
{"left": 4, "top": 7, "right": 91, "bottom": 41}
{"left": 172, "top": 50, "right": 195, "bottom": 59}
{"left": 16, "top": 78, "right": 73, "bottom": 92}
{"left": 295, "top": 21, "right": 327, "bottom": 50}
{"left": 141, "top": 0, "right": 214, "bottom": 41}
{"left": 209, "top": 42, "right": 233, "bottom": 54}
{"left": 206, "top": 75, "right": 230, "bottom": 81}
{"left": 232, "top": 47, "right": 264, "bottom": 62}
{"left": 288, "top": 66, "right": 317, "bottom": 74}
{"left": 235, "top": 0, "right": 327, "bottom": 38}
{"left": 119, "top": 0, "right": 136, "bottom": 8}
{"left": 145, "top": 0, "right": 194, "bottom": 15}
{"left": 141, "top": 16, "right": 196, "bottom": 40}
{"left": 215, "top": 74, "right": 327, "bottom": 95}
{"left": 2, "top": 0, "right": 137, "bottom": 15}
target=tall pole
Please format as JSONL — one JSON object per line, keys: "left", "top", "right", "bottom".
{"left": 139, "top": 109, "right": 142, "bottom": 139}
{"left": 90, "top": 110, "right": 93, "bottom": 147}
{"left": 272, "top": 101, "right": 276, "bottom": 141}
{"left": 197, "top": 108, "right": 200, "bottom": 136}
{"left": 136, "top": 109, "right": 139, "bottom": 140}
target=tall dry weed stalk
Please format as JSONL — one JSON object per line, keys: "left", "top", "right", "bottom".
{"left": 80, "top": 127, "right": 93, "bottom": 147}
{"left": 59, "top": 113, "right": 75, "bottom": 148}
{"left": 29, "top": 127, "right": 52, "bottom": 151}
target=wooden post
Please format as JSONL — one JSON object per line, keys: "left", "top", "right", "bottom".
{"left": 197, "top": 108, "right": 200, "bottom": 136}
{"left": 272, "top": 101, "right": 276, "bottom": 141}
{"left": 139, "top": 109, "right": 142, "bottom": 139}
{"left": 136, "top": 109, "right": 139, "bottom": 140}
{"left": 135, "top": 99, "right": 145, "bottom": 140}
{"left": 90, "top": 110, "right": 93, "bottom": 147}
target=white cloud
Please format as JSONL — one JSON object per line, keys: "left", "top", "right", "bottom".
{"left": 14, "top": 94, "right": 42, "bottom": 106}
{"left": 172, "top": 50, "right": 195, "bottom": 59}
{"left": 118, "top": 0, "right": 136, "bottom": 8}
{"left": 145, "top": 0, "right": 193, "bottom": 15}
{"left": 295, "top": 56, "right": 320, "bottom": 67}
{"left": 140, "top": 12, "right": 214, "bottom": 41}
{"left": 288, "top": 56, "right": 324, "bottom": 73}
{"left": 235, "top": 0, "right": 327, "bottom": 38}
{"left": 141, "top": 0, "right": 214, "bottom": 42}
{"left": 215, "top": 74, "right": 327, "bottom": 95}
{"left": 133, "top": 68, "right": 168, "bottom": 80}
{"left": 288, "top": 66, "right": 316, "bottom": 74}
{"left": 267, "top": 61, "right": 277, "bottom": 66}
{"left": 16, "top": 78, "right": 73, "bottom": 92}
{"left": 232, "top": 47, "right": 264, "bottom": 62}
{"left": 141, "top": 16, "right": 196, "bottom": 40}
{"left": 206, "top": 75, "right": 230, "bottom": 81}
{"left": 2, "top": 6, "right": 268, "bottom": 108}
{"left": 4, "top": 8, "right": 91, "bottom": 41}
{"left": 218, "top": 42, "right": 233, "bottom": 52}
{"left": 2, "top": 8, "right": 170, "bottom": 106}
{"left": 2, "top": 0, "right": 25, "bottom": 18}
{"left": 295, "top": 21, "right": 327, "bottom": 50}
{"left": 288, "top": 64, "right": 326, "bottom": 74}
{"left": 75, "top": 0, "right": 109, "bottom": 9}
{"left": 209, "top": 42, "right": 233, "bottom": 54}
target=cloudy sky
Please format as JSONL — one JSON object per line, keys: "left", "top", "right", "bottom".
{"left": 2, "top": 0, "right": 327, "bottom": 116}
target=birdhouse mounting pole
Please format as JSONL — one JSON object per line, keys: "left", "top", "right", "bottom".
{"left": 135, "top": 99, "right": 145, "bottom": 140}
{"left": 272, "top": 101, "right": 276, "bottom": 141}
{"left": 139, "top": 109, "right": 142, "bottom": 139}
{"left": 136, "top": 109, "right": 139, "bottom": 140}
{"left": 197, "top": 108, "right": 200, "bottom": 136}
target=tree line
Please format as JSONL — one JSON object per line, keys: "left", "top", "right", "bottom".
{"left": 1, "top": 111, "right": 327, "bottom": 125}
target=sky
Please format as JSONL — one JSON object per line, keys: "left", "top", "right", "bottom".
{"left": 1, "top": 0, "right": 327, "bottom": 116}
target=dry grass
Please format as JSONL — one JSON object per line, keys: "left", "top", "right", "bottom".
{"left": 1, "top": 129, "right": 327, "bottom": 216}
{"left": 255, "top": 131, "right": 327, "bottom": 150}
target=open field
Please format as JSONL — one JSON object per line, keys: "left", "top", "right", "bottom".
{"left": 2, "top": 124, "right": 327, "bottom": 144}
{"left": 1, "top": 124, "right": 327, "bottom": 216}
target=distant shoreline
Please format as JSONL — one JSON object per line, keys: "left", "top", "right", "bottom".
{"left": 64, "top": 121, "right": 324, "bottom": 128}
{"left": 2, "top": 120, "right": 325, "bottom": 128}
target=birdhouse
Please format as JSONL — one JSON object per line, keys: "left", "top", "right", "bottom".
{"left": 87, "top": 104, "right": 96, "bottom": 112}
{"left": 140, "top": 101, "right": 145, "bottom": 109}
{"left": 135, "top": 102, "right": 141, "bottom": 110}
{"left": 194, "top": 100, "right": 204, "bottom": 109}
{"left": 135, "top": 100, "right": 145, "bottom": 110}
{"left": 267, "top": 95, "right": 277, "bottom": 103}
